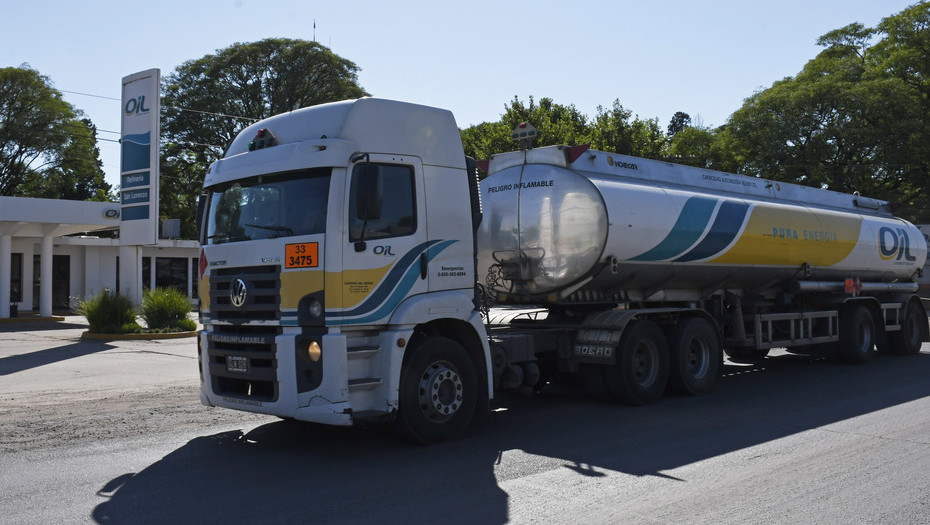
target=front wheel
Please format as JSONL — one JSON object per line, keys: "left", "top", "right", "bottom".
{"left": 395, "top": 337, "right": 478, "bottom": 444}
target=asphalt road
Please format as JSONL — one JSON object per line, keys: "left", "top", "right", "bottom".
{"left": 1, "top": 317, "right": 929, "bottom": 524}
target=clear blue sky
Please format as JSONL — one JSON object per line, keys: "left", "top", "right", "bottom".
{"left": 0, "top": 0, "right": 918, "bottom": 189}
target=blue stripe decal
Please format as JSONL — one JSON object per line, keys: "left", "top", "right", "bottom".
{"left": 336, "top": 240, "right": 458, "bottom": 325}
{"left": 674, "top": 201, "right": 750, "bottom": 262}
{"left": 328, "top": 240, "right": 441, "bottom": 319}
{"left": 326, "top": 240, "right": 457, "bottom": 325}
{"left": 630, "top": 196, "right": 718, "bottom": 261}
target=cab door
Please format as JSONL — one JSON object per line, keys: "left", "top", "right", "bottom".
{"left": 333, "top": 154, "right": 428, "bottom": 326}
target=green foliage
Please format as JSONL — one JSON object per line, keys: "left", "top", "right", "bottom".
{"left": 160, "top": 38, "right": 369, "bottom": 238}
{"left": 463, "top": 4, "right": 930, "bottom": 222}
{"left": 21, "top": 118, "right": 113, "bottom": 201}
{"left": 78, "top": 289, "right": 141, "bottom": 334}
{"left": 723, "top": 3, "right": 930, "bottom": 221}
{"left": 0, "top": 66, "right": 111, "bottom": 199}
{"left": 667, "top": 111, "right": 692, "bottom": 137}
{"left": 461, "top": 96, "right": 672, "bottom": 169}
{"left": 141, "top": 287, "right": 195, "bottom": 331}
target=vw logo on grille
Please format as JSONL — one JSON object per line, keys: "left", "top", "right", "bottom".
{"left": 230, "top": 278, "right": 248, "bottom": 309}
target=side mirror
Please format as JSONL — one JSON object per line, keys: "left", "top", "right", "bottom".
{"left": 195, "top": 193, "right": 207, "bottom": 242}
{"left": 355, "top": 164, "right": 382, "bottom": 221}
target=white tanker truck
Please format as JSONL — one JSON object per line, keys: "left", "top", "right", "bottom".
{"left": 196, "top": 98, "right": 928, "bottom": 443}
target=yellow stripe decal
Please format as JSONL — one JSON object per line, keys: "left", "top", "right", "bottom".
{"left": 711, "top": 205, "right": 862, "bottom": 266}
{"left": 280, "top": 270, "right": 325, "bottom": 309}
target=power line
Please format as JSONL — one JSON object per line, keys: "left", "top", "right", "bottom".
{"left": 61, "top": 89, "right": 260, "bottom": 122}
{"left": 61, "top": 89, "right": 120, "bottom": 101}
{"left": 168, "top": 106, "right": 259, "bottom": 123}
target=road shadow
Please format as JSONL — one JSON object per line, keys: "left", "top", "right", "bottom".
{"left": 0, "top": 340, "right": 114, "bottom": 376}
{"left": 0, "top": 319, "right": 89, "bottom": 332}
{"left": 92, "top": 351, "right": 930, "bottom": 524}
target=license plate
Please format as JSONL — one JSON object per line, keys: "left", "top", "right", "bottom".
{"left": 226, "top": 355, "right": 248, "bottom": 373}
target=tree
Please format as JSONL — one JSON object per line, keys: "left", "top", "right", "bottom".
{"left": 872, "top": 2, "right": 930, "bottom": 220}
{"left": 0, "top": 66, "right": 110, "bottom": 199}
{"left": 667, "top": 111, "right": 691, "bottom": 137}
{"left": 160, "top": 38, "right": 369, "bottom": 238}
{"left": 21, "top": 118, "right": 111, "bottom": 201}
{"left": 461, "top": 96, "right": 671, "bottom": 167}
{"left": 722, "top": 7, "right": 930, "bottom": 220}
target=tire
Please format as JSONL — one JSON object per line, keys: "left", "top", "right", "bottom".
{"left": 723, "top": 347, "right": 769, "bottom": 361}
{"left": 886, "top": 302, "right": 924, "bottom": 356}
{"left": 602, "top": 320, "right": 669, "bottom": 405}
{"left": 667, "top": 317, "right": 721, "bottom": 395}
{"left": 395, "top": 337, "right": 478, "bottom": 444}
{"left": 838, "top": 304, "right": 875, "bottom": 364}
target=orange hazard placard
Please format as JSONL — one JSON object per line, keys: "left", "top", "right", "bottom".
{"left": 285, "top": 242, "right": 319, "bottom": 269}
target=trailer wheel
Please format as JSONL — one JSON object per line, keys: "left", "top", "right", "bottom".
{"left": 667, "top": 317, "right": 721, "bottom": 395}
{"left": 395, "top": 337, "right": 478, "bottom": 444}
{"left": 839, "top": 305, "right": 875, "bottom": 364}
{"left": 602, "top": 320, "right": 669, "bottom": 405}
{"left": 886, "top": 302, "right": 924, "bottom": 356}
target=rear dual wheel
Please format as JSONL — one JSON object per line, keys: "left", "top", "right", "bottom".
{"left": 884, "top": 302, "right": 924, "bottom": 356}
{"left": 581, "top": 320, "right": 669, "bottom": 406}
{"left": 667, "top": 317, "right": 722, "bottom": 395}
{"left": 838, "top": 305, "right": 875, "bottom": 364}
{"left": 582, "top": 317, "right": 722, "bottom": 404}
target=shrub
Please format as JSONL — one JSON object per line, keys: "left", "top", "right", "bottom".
{"left": 78, "top": 289, "right": 141, "bottom": 334}
{"left": 141, "top": 287, "right": 194, "bottom": 331}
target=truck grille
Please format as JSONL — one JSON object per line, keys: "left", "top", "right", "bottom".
{"left": 207, "top": 324, "right": 281, "bottom": 402}
{"left": 209, "top": 265, "right": 281, "bottom": 321}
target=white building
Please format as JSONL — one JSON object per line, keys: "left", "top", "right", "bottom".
{"left": 0, "top": 196, "right": 199, "bottom": 318}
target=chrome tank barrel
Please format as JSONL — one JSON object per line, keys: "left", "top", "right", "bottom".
{"left": 477, "top": 160, "right": 927, "bottom": 304}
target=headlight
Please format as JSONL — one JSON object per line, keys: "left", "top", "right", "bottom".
{"left": 308, "top": 299, "right": 323, "bottom": 319}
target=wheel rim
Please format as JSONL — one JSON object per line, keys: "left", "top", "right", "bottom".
{"left": 418, "top": 361, "right": 463, "bottom": 422}
{"left": 687, "top": 338, "right": 711, "bottom": 379}
{"left": 632, "top": 340, "right": 659, "bottom": 387}
{"left": 856, "top": 320, "right": 873, "bottom": 354}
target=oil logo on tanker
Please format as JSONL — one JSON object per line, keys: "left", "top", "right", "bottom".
{"left": 630, "top": 196, "right": 861, "bottom": 265}
{"left": 878, "top": 226, "right": 917, "bottom": 262}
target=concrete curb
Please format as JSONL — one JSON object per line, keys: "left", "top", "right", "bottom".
{"left": 0, "top": 316, "right": 66, "bottom": 324}
{"left": 80, "top": 331, "right": 197, "bottom": 341}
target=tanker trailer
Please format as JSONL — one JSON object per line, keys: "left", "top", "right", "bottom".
{"left": 477, "top": 145, "right": 928, "bottom": 404}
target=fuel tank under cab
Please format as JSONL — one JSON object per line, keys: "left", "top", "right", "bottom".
{"left": 476, "top": 147, "right": 926, "bottom": 303}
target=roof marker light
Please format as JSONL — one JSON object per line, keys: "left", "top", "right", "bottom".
{"left": 248, "top": 128, "right": 278, "bottom": 151}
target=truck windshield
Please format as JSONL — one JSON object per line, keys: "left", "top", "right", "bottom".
{"left": 203, "top": 168, "right": 331, "bottom": 245}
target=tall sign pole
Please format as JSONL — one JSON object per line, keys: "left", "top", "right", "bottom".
{"left": 119, "top": 69, "right": 160, "bottom": 304}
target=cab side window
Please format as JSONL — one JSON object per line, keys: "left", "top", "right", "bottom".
{"left": 349, "top": 163, "right": 416, "bottom": 242}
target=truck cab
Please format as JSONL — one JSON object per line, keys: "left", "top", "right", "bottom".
{"left": 197, "top": 98, "right": 490, "bottom": 443}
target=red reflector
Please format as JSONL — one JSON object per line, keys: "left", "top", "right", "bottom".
{"left": 565, "top": 144, "right": 590, "bottom": 164}
{"left": 199, "top": 249, "right": 207, "bottom": 279}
